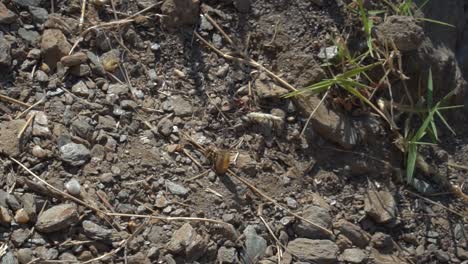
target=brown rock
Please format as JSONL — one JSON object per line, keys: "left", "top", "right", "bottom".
{"left": 36, "top": 203, "right": 79, "bottom": 233}
{"left": 364, "top": 189, "right": 397, "bottom": 224}
{"left": 336, "top": 219, "right": 370, "bottom": 248}
{"left": 41, "top": 29, "right": 71, "bottom": 70}
{"left": 0, "top": 119, "right": 27, "bottom": 157}
{"left": 0, "top": 2, "right": 17, "bottom": 24}
{"left": 0, "top": 206, "right": 12, "bottom": 225}
{"left": 161, "top": 0, "right": 200, "bottom": 28}
{"left": 167, "top": 223, "right": 208, "bottom": 260}
{"left": 14, "top": 208, "right": 30, "bottom": 224}
{"left": 60, "top": 52, "right": 88, "bottom": 67}
{"left": 376, "top": 16, "right": 424, "bottom": 52}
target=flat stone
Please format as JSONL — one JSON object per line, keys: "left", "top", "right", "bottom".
{"left": 13, "top": 0, "right": 42, "bottom": 7}
{"left": 82, "top": 220, "right": 112, "bottom": 241}
{"left": 170, "top": 95, "right": 193, "bottom": 116}
{"left": 364, "top": 189, "right": 397, "bottom": 224}
{"left": 0, "top": 34, "right": 11, "bottom": 68}
{"left": 336, "top": 219, "right": 370, "bottom": 248}
{"left": 11, "top": 228, "right": 29, "bottom": 246}
{"left": 71, "top": 81, "right": 89, "bottom": 97}
{"left": 0, "top": 120, "right": 27, "bottom": 157}
{"left": 29, "top": 6, "right": 48, "bottom": 23}
{"left": 166, "top": 223, "right": 208, "bottom": 261}
{"left": 36, "top": 203, "right": 79, "bottom": 233}
{"left": 28, "top": 111, "right": 51, "bottom": 137}
{"left": 41, "top": 29, "right": 71, "bottom": 70}
{"left": 294, "top": 205, "right": 332, "bottom": 239}
{"left": 287, "top": 238, "right": 338, "bottom": 263}
{"left": 217, "top": 247, "right": 238, "bottom": 264}
{"left": 0, "top": 2, "right": 17, "bottom": 24}
{"left": 18, "top": 28, "right": 40, "bottom": 45}
{"left": 17, "top": 248, "right": 33, "bottom": 264}
{"left": 69, "top": 64, "right": 91, "bottom": 77}
{"left": 0, "top": 251, "right": 16, "bottom": 264}
{"left": 60, "top": 52, "right": 87, "bottom": 67}
{"left": 59, "top": 143, "right": 90, "bottom": 166}
{"left": 341, "top": 248, "right": 367, "bottom": 263}
{"left": 241, "top": 225, "right": 267, "bottom": 263}
{"left": 165, "top": 180, "right": 189, "bottom": 196}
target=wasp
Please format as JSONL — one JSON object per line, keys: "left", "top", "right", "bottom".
{"left": 206, "top": 147, "right": 231, "bottom": 175}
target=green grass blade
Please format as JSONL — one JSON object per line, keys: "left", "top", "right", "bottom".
{"left": 417, "top": 18, "right": 455, "bottom": 28}
{"left": 435, "top": 110, "right": 456, "bottom": 135}
{"left": 284, "top": 80, "right": 334, "bottom": 98}
{"left": 406, "top": 143, "right": 417, "bottom": 183}
{"left": 412, "top": 110, "right": 435, "bottom": 141}
{"left": 340, "top": 63, "right": 379, "bottom": 79}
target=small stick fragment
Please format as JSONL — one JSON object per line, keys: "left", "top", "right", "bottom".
{"left": 0, "top": 94, "right": 32, "bottom": 108}
{"left": 16, "top": 97, "right": 46, "bottom": 119}
{"left": 448, "top": 162, "right": 468, "bottom": 171}
{"left": 206, "top": 188, "right": 223, "bottom": 198}
{"left": 79, "top": 0, "right": 87, "bottom": 31}
{"left": 17, "top": 114, "right": 35, "bottom": 139}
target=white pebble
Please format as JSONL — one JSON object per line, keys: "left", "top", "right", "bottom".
{"left": 65, "top": 179, "right": 81, "bottom": 196}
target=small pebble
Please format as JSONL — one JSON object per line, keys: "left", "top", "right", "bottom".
{"left": 65, "top": 179, "right": 81, "bottom": 196}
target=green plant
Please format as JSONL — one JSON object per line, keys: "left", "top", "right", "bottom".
{"left": 405, "top": 68, "right": 462, "bottom": 184}
{"left": 285, "top": 62, "right": 392, "bottom": 125}
{"left": 355, "top": 0, "right": 375, "bottom": 57}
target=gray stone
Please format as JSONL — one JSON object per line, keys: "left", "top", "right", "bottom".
{"left": 157, "top": 117, "right": 173, "bottom": 136}
{"left": 233, "top": 0, "right": 250, "bottom": 13}
{"left": 11, "top": 228, "right": 29, "bottom": 246}
{"left": 120, "top": 100, "right": 138, "bottom": 110}
{"left": 71, "top": 81, "right": 89, "bottom": 97}
{"left": 36, "top": 204, "right": 79, "bottom": 233}
{"left": 29, "top": 6, "right": 48, "bottom": 24}
{"left": 217, "top": 247, "right": 238, "bottom": 264}
{"left": 41, "top": 29, "right": 71, "bottom": 70}
{"left": 18, "top": 28, "right": 40, "bottom": 45}
{"left": 166, "top": 223, "right": 208, "bottom": 261}
{"left": 0, "top": 252, "right": 17, "bottom": 264}
{"left": 336, "top": 219, "right": 370, "bottom": 248}
{"left": 371, "top": 232, "right": 393, "bottom": 250}
{"left": 59, "top": 143, "right": 90, "bottom": 166}
{"left": 294, "top": 205, "right": 332, "bottom": 239}
{"left": 287, "top": 238, "right": 338, "bottom": 263}
{"left": 200, "top": 15, "right": 213, "bottom": 31}
{"left": 69, "top": 64, "right": 91, "bottom": 77}
{"left": 6, "top": 194, "right": 21, "bottom": 211}
{"left": 83, "top": 220, "right": 112, "bottom": 241}
{"left": 13, "top": 0, "right": 42, "bottom": 7}
{"left": 0, "top": 190, "right": 7, "bottom": 207}
{"left": 240, "top": 225, "right": 267, "bottom": 263}
{"left": 107, "top": 83, "right": 129, "bottom": 95}
{"left": 71, "top": 117, "right": 93, "bottom": 140}
{"left": 0, "top": 34, "right": 11, "bottom": 68}
{"left": 364, "top": 189, "right": 397, "bottom": 224}
{"left": 35, "top": 70, "right": 48, "bottom": 82}
{"left": 376, "top": 15, "right": 424, "bottom": 51}
{"left": 17, "top": 248, "right": 33, "bottom": 264}
{"left": 165, "top": 180, "right": 189, "bottom": 196}
{"left": 21, "top": 193, "right": 37, "bottom": 222}
{"left": 170, "top": 96, "right": 193, "bottom": 116}
{"left": 28, "top": 111, "right": 51, "bottom": 137}
{"left": 0, "top": 3, "right": 16, "bottom": 24}
{"left": 341, "top": 248, "right": 367, "bottom": 263}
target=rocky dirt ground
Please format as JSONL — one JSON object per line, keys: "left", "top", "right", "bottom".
{"left": 0, "top": 0, "right": 467, "bottom": 263}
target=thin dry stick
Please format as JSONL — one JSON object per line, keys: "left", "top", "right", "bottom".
{"left": 405, "top": 190, "right": 466, "bottom": 220}
{"left": 79, "top": 0, "right": 87, "bottom": 31}
{"left": 203, "top": 13, "right": 235, "bottom": 48}
{"left": 0, "top": 94, "right": 32, "bottom": 108}
{"left": 17, "top": 114, "right": 35, "bottom": 139}
{"left": 106, "top": 212, "right": 231, "bottom": 226}
{"left": 300, "top": 89, "right": 329, "bottom": 137}
{"left": 16, "top": 97, "right": 46, "bottom": 119}
{"left": 182, "top": 133, "right": 335, "bottom": 237}
{"left": 448, "top": 162, "right": 468, "bottom": 171}
{"left": 10, "top": 157, "right": 105, "bottom": 215}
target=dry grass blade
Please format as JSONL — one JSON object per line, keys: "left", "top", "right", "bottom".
{"left": 10, "top": 157, "right": 105, "bottom": 214}
{"left": 106, "top": 212, "right": 232, "bottom": 226}
{"left": 16, "top": 97, "right": 46, "bottom": 119}
{"left": 0, "top": 94, "right": 32, "bottom": 108}
{"left": 405, "top": 190, "right": 467, "bottom": 220}
{"left": 17, "top": 113, "right": 35, "bottom": 139}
